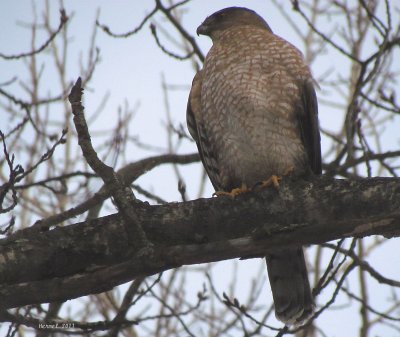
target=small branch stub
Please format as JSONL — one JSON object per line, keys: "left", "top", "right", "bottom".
{"left": 68, "top": 77, "right": 153, "bottom": 255}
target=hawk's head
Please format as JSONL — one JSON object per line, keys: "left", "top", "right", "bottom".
{"left": 197, "top": 7, "right": 272, "bottom": 40}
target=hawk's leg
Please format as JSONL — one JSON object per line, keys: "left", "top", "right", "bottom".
{"left": 213, "top": 183, "right": 250, "bottom": 197}
{"left": 257, "top": 166, "right": 295, "bottom": 189}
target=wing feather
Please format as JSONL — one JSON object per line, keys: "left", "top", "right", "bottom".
{"left": 298, "top": 79, "right": 322, "bottom": 175}
{"left": 186, "top": 70, "right": 222, "bottom": 190}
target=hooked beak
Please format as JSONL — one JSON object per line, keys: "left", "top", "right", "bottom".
{"left": 196, "top": 22, "right": 209, "bottom": 36}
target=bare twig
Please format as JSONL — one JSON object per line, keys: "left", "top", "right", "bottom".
{"left": 0, "top": 9, "right": 68, "bottom": 60}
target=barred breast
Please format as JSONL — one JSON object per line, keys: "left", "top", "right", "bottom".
{"left": 200, "top": 26, "right": 311, "bottom": 190}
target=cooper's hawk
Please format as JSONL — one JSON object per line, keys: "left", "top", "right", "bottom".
{"left": 187, "top": 7, "right": 321, "bottom": 324}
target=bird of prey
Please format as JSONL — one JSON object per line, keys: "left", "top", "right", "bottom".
{"left": 186, "top": 7, "right": 321, "bottom": 324}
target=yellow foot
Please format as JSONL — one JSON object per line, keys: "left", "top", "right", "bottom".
{"left": 213, "top": 184, "right": 250, "bottom": 197}
{"left": 260, "top": 175, "right": 281, "bottom": 189}
{"left": 258, "top": 167, "right": 295, "bottom": 190}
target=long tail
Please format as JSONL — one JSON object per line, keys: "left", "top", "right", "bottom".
{"left": 265, "top": 247, "right": 313, "bottom": 324}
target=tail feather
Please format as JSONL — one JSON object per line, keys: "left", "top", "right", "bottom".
{"left": 265, "top": 247, "right": 313, "bottom": 324}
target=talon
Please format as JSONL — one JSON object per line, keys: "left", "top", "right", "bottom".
{"left": 213, "top": 183, "right": 250, "bottom": 197}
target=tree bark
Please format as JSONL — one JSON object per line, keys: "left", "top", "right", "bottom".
{"left": 1, "top": 176, "right": 399, "bottom": 309}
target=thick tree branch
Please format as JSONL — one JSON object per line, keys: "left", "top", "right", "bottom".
{"left": 0, "top": 176, "right": 399, "bottom": 310}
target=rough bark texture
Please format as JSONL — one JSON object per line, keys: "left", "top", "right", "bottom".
{"left": 0, "top": 176, "right": 399, "bottom": 309}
